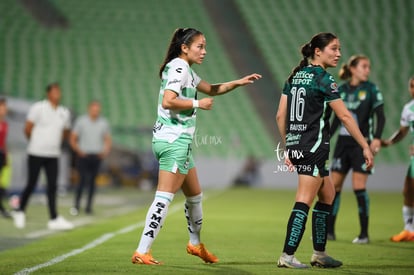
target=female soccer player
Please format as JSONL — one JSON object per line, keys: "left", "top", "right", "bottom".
{"left": 328, "top": 55, "right": 385, "bottom": 244}
{"left": 276, "top": 33, "right": 373, "bottom": 269}
{"left": 131, "top": 28, "right": 261, "bottom": 265}
{"left": 382, "top": 76, "right": 414, "bottom": 242}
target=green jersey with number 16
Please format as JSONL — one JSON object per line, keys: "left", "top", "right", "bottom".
{"left": 282, "top": 65, "right": 341, "bottom": 152}
{"left": 153, "top": 58, "right": 201, "bottom": 143}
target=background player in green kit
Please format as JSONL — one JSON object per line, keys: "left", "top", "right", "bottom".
{"left": 276, "top": 33, "right": 374, "bottom": 269}
{"left": 382, "top": 76, "right": 414, "bottom": 242}
{"left": 328, "top": 55, "right": 385, "bottom": 244}
{"left": 131, "top": 28, "right": 261, "bottom": 265}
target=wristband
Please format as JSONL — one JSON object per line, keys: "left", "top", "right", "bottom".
{"left": 192, "top": 100, "right": 199, "bottom": 108}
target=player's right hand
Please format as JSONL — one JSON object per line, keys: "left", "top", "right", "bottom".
{"left": 199, "top": 97, "right": 214, "bottom": 110}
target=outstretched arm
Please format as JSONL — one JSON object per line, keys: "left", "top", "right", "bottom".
{"left": 197, "top": 73, "right": 262, "bottom": 96}
{"left": 381, "top": 126, "right": 409, "bottom": 147}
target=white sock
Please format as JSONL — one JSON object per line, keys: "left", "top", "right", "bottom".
{"left": 313, "top": 250, "right": 327, "bottom": 256}
{"left": 185, "top": 193, "right": 203, "bottom": 246}
{"left": 136, "top": 191, "right": 174, "bottom": 254}
{"left": 403, "top": 206, "right": 414, "bottom": 232}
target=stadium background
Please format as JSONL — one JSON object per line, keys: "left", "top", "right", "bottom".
{"left": 0, "top": 0, "right": 412, "bottom": 190}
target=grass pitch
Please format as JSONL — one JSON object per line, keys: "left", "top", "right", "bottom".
{"left": 0, "top": 187, "right": 413, "bottom": 274}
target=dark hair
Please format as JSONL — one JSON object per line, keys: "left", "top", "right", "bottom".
{"left": 46, "top": 82, "right": 60, "bottom": 93}
{"left": 288, "top": 32, "right": 338, "bottom": 82}
{"left": 159, "top": 28, "right": 203, "bottom": 78}
{"left": 88, "top": 99, "right": 101, "bottom": 106}
{"left": 338, "top": 55, "right": 369, "bottom": 80}
{"left": 0, "top": 98, "right": 6, "bottom": 105}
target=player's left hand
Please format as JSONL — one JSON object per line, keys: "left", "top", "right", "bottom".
{"left": 363, "top": 146, "right": 374, "bottom": 170}
{"left": 239, "top": 73, "right": 262, "bottom": 85}
{"left": 284, "top": 157, "right": 295, "bottom": 172}
{"left": 370, "top": 138, "right": 381, "bottom": 155}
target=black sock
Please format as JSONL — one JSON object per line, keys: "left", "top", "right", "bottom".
{"left": 354, "top": 189, "right": 369, "bottom": 238}
{"left": 327, "top": 192, "right": 341, "bottom": 235}
{"left": 312, "top": 202, "right": 332, "bottom": 252}
{"left": 283, "top": 202, "right": 309, "bottom": 255}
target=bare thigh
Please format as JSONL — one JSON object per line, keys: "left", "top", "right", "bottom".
{"left": 156, "top": 169, "right": 186, "bottom": 194}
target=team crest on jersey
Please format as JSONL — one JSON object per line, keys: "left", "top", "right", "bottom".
{"left": 330, "top": 82, "right": 338, "bottom": 92}
{"left": 358, "top": 90, "right": 367, "bottom": 100}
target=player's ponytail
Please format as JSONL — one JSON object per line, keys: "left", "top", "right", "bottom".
{"left": 339, "top": 55, "right": 368, "bottom": 80}
{"left": 288, "top": 43, "right": 311, "bottom": 82}
{"left": 159, "top": 28, "right": 203, "bottom": 78}
{"left": 288, "top": 32, "right": 338, "bottom": 83}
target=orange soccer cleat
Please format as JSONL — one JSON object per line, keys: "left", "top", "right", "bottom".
{"left": 186, "top": 242, "right": 219, "bottom": 263}
{"left": 390, "top": 230, "right": 414, "bottom": 242}
{"left": 131, "top": 251, "right": 161, "bottom": 265}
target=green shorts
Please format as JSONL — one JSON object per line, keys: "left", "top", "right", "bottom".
{"left": 152, "top": 138, "right": 195, "bottom": 175}
{"left": 407, "top": 156, "right": 414, "bottom": 178}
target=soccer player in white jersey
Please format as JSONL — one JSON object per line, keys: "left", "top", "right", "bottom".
{"left": 382, "top": 76, "right": 414, "bottom": 242}
{"left": 131, "top": 28, "right": 261, "bottom": 265}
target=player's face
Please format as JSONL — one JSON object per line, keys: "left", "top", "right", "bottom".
{"left": 318, "top": 39, "right": 341, "bottom": 68}
{"left": 409, "top": 79, "right": 414, "bottom": 98}
{"left": 351, "top": 59, "right": 370, "bottom": 83}
{"left": 184, "top": 34, "right": 207, "bottom": 65}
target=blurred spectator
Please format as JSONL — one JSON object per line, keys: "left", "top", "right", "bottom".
{"left": 233, "top": 155, "right": 261, "bottom": 187}
{"left": 0, "top": 98, "right": 10, "bottom": 218}
{"left": 69, "top": 100, "right": 111, "bottom": 215}
{"left": 12, "top": 83, "right": 74, "bottom": 230}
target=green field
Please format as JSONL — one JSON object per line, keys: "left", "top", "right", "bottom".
{"left": 0, "top": 188, "right": 413, "bottom": 274}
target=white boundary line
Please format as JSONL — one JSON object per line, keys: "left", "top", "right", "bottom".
{"left": 14, "top": 203, "right": 184, "bottom": 275}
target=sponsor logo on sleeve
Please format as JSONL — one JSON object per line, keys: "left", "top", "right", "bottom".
{"left": 167, "top": 79, "right": 180, "bottom": 85}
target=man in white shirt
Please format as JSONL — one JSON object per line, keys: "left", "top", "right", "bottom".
{"left": 12, "top": 83, "right": 74, "bottom": 230}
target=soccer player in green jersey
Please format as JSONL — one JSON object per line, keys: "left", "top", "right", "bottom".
{"left": 276, "top": 33, "right": 374, "bottom": 269}
{"left": 382, "top": 76, "right": 414, "bottom": 242}
{"left": 131, "top": 28, "right": 261, "bottom": 265}
{"left": 328, "top": 55, "right": 385, "bottom": 244}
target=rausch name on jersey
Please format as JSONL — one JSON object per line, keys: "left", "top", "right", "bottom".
{"left": 290, "top": 123, "right": 307, "bottom": 131}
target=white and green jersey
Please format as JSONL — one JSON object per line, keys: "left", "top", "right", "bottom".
{"left": 153, "top": 57, "right": 201, "bottom": 143}
{"left": 400, "top": 99, "right": 414, "bottom": 146}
